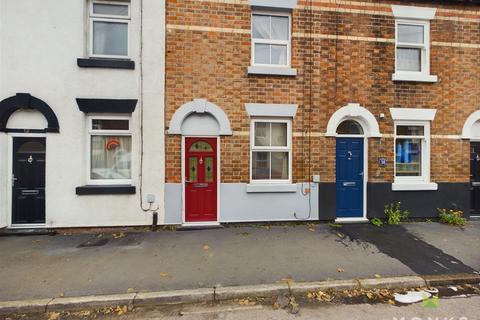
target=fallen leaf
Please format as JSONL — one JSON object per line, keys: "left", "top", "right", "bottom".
{"left": 58, "top": 292, "right": 65, "bottom": 298}
{"left": 113, "top": 232, "right": 125, "bottom": 239}
{"left": 308, "top": 228, "right": 315, "bottom": 232}
{"left": 116, "top": 305, "right": 128, "bottom": 315}
{"left": 337, "top": 268, "right": 345, "bottom": 273}
{"left": 159, "top": 272, "right": 170, "bottom": 278}
{"left": 374, "top": 274, "right": 382, "bottom": 278}
{"left": 48, "top": 312, "right": 60, "bottom": 320}
{"left": 127, "top": 288, "right": 135, "bottom": 293}
{"left": 32, "top": 240, "right": 41, "bottom": 244}
{"left": 203, "top": 245, "right": 210, "bottom": 250}
{"left": 97, "top": 233, "right": 104, "bottom": 238}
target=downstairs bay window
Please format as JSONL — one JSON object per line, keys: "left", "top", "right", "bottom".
{"left": 87, "top": 116, "right": 132, "bottom": 185}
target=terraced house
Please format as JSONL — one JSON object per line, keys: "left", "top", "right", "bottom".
{"left": 164, "top": 0, "right": 480, "bottom": 225}
{"left": 0, "top": 0, "right": 165, "bottom": 228}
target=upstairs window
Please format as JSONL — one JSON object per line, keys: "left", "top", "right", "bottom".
{"left": 391, "top": 5, "right": 437, "bottom": 82}
{"left": 250, "top": 119, "right": 291, "bottom": 182}
{"left": 88, "top": 116, "right": 132, "bottom": 185}
{"left": 251, "top": 12, "right": 291, "bottom": 67}
{"left": 90, "top": 1, "right": 130, "bottom": 58}
{"left": 395, "top": 22, "right": 428, "bottom": 73}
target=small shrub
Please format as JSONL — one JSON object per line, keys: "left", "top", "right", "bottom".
{"left": 370, "top": 217, "right": 383, "bottom": 227}
{"left": 384, "top": 202, "right": 409, "bottom": 225}
{"left": 438, "top": 208, "right": 467, "bottom": 226}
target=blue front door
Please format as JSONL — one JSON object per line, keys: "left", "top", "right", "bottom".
{"left": 336, "top": 138, "right": 364, "bottom": 218}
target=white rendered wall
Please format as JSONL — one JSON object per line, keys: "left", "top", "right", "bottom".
{"left": 0, "top": 0, "right": 165, "bottom": 228}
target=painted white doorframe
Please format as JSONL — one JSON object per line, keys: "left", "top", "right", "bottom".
{"left": 181, "top": 135, "right": 221, "bottom": 226}
{"left": 7, "top": 133, "right": 47, "bottom": 229}
{"left": 334, "top": 134, "right": 369, "bottom": 223}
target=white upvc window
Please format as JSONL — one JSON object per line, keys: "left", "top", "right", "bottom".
{"left": 250, "top": 119, "right": 292, "bottom": 183}
{"left": 393, "top": 121, "right": 438, "bottom": 191}
{"left": 391, "top": 5, "right": 437, "bottom": 82}
{"left": 251, "top": 12, "right": 291, "bottom": 67}
{"left": 89, "top": 0, "right": 130, "bottom": 59}
{"left": 87, "top": 116, "right": 132, "bottom": 185}
{"left": 395, "top": 20, "right": 430, "bottom": 74}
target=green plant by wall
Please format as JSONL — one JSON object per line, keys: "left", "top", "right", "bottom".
{"left": 384, "top": 202, "right": 409, "bottom": 225}
{"left": 370, "top": 217, "right": 383, "bottom": 227}
{"left": 437, "top": 208, "right": 467, "bottom": 226}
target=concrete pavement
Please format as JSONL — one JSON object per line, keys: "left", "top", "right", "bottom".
{"left": 0, "top": 221, "right": 478, "bottom": 301}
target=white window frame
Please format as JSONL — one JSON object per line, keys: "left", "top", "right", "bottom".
{"left": 395, "top": 20, "right": 429, "bottom": 74}
{"left": 86, "top": 115, "right": 132, "bottom": 185}
{"left": 393, "top": 120, "right": 430, "bottom": 184}
{"left": 251, "top": 11, "right": 292, "bottom": 68}
{"left": 392, "top": 19, "right": 437, "bottom": 82}
{"left": 89, "top": 0, "right": 131, "bottom": 59}
{"left": 250, "top": 118, "right": 292, "bottom": 184}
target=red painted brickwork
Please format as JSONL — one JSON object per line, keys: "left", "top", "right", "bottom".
{"left": 165, "top": 0, "right": 480, "bottom": 184}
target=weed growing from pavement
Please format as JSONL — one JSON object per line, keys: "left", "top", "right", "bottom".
{"left": 384, "top": 202, "right": 409, "bottom": 225}
{"left": 370, "top": 217, "right": 383, "bottom": 227}
{"left": 437, "top": 208, "right": 467, "bottom": 227}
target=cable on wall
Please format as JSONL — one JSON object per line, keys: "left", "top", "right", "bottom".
{"left": 295, "top": 0, "right": 314, "bottom": 220}
{"left": 138, "top": 0, "right": 158, "bottom": 213}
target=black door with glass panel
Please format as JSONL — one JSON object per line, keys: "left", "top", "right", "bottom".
{"left": 12, "top": 137, "right": 46, "bottom": 224}
{"left": 470, "top": 142, "right": 480, "bottom": 215}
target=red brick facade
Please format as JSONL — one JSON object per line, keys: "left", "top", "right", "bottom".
{"left": 165, "top": 0, "right": 479, "bottom": 188}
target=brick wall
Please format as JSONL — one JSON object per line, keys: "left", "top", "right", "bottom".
{"left": 165, "top": 0, "right": 480, "bottom": 184}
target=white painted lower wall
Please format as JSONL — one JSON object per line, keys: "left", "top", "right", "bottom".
{"left": 0, "top": 0, "right": 165, "bottom": 228}
{"left": 165, "top": 183, "right": 319, "bottom": 224}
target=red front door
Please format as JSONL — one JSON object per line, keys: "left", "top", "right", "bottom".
{"left": 185, "top": 138, "right": 217, "bottom": 222}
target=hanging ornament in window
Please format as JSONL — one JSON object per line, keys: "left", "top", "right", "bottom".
{"left": 27, "top": 155, "right": 34, "bottom": 164}
{"left": 106, "top": 139, "right": 120, "bottom": 151}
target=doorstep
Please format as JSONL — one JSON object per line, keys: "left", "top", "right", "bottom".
{"left": 334, "top": 218, "right": 369, "bottom": 224}
{"left": 177, "top": 222, "right": 223, "bottom": 231}
{"left": 0, "top": 228, "right": 56, "bottom": 236}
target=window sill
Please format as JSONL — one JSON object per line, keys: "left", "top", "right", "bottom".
{"left": 392, "top": 72, "right": 438, "bottom": 83}
{"left": 246, "top": 183, "right": 297, "bottom": 193}
{"left": 391, "top": 182, "right": 438, "bottom": 191}
{"left": 77, "top": 58, "right": 135, "bottom": 70}
{"left": 76, "top": 185, "right": 136, "bottom": 195}
{"left": 247, "top": 66, "right": 297, "bottom": 77}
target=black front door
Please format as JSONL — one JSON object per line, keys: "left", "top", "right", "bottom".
{"left": 470, "top": 142, "right": 480, "bottom": 216}
{"left": 12, "top": 137, "right": 46, "bottom": 224}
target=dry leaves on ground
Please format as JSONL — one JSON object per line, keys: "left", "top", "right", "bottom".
{"left": 115, "top": 305, "right": 128, "bottom": 315}
{"left": 47, "top": 312, "right": 60, "bottom": 320}
{"left": 237, "top": 298, "right": 256, "bottom": 306}
{"left": 113, "top": 232, "right": 126, "bottom": 239}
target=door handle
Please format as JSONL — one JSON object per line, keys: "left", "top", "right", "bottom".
{"left": 21, "top": 190, "right": 39, "bottom": 195}
{"left": 12, "top": 174, "right": 17, "bottom": 187}
{"left": 472, "top": 182, "right": 480, "bottom": 187}
{"left": 343, "top": 182, "right": 356, "bottom": 187}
